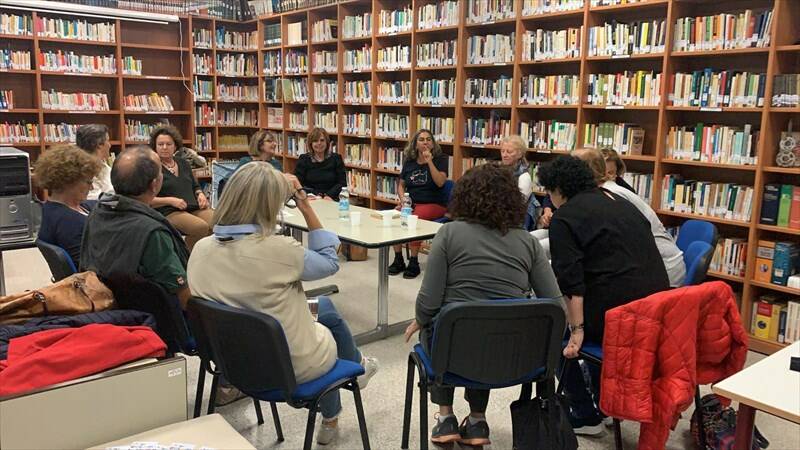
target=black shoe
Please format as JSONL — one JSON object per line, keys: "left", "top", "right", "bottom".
{"left": 403, "top": 258, "right": 421, "bottom": 279}
{"left": 459, "top": 417, "right": 491, "bottom": 446}
{"left": 431, "top": 414, "right": 460, "bottom": 444}
{"left": 388, "top": 254, "right": 405, "bottom": 275}
{"left": 568, "top": 412, "right": 604, "bottom": 436}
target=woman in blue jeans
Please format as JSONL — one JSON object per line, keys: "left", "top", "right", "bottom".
{"left": 188, "top": 162, "right": 378, "bottom": 446}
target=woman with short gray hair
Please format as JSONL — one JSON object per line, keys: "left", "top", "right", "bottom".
{"left": 76, "top": 124, "right": 114, "bottom": 200}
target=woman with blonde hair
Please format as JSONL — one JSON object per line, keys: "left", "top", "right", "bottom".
{"left": 237, "top": 130, "right": 283, "bottom": 172}
{"left": 187, "top": 162, "right": 378, "bottom": 446}
{"left": 295, "top": 127, "right": 346, "bottom": 200}
{"left": 600, "top": 148, "right": 636, "bottom": 193}
{"left": 499, "top": 135, "right": 532, "bottom": 199}
{"left": 388, "top": 129, "right": 449, "bottom": 279}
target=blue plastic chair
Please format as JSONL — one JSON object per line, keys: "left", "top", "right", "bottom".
{"left": 188, "top": 297, "right": 371, "bottom": 450}
{"left": 35, "top": 239, "right": 76, "bottom": 282}
{"left": 682, "top": 241, "right": 715, "bottom": 287}
{"left": 401, "top": 299, "right": 565, "bottom": 450}
{"left": 433, "top": 180, "right": 455, "bottom": 224}
{"left": 676, "top": 220, "right": 718, "bottom": 253}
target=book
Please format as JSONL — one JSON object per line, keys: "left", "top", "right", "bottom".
{"left": 772, "top": 242, "right": 799, "bottom": 286}
{"left": 753, "top": 299, "right": 782, "bottom": 340}
{"left": 791, "top": 186, "right": 800, "bottom": 230}
{"left": 754, "top": 240, "right": 775, "bottom": 284}
{"left": 468, "top": 0, "right": 515, "bottom": 24}
{"left": 287, "top": 21, "right": 306, "bottom": 46}
{"left": 778, "top": 184, "right": 794, "bottom": 228}
{"left": 761, "top": 183, "right": 781, "bottom": 225}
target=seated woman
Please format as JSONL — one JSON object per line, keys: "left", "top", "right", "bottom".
{"left": 499, "top": 135, "right": 532, "bottom": 199}
{"left": 388, "top": 129, "right": 449, "bottom": 279}
{"left": 573, "top": 148, "right": 686, "bottom": 287}
{"left": 238, "top": 130, "right": 283, "bottom": 172}
{"left": 187, "top": 162, "right": 378, "bottom": 446}
{"left": 75, "top": 124, "right": 113, "bottom": 200}
{"left": 35, "top": 144, "right": 103, "bottom": 268}
{"left": 149, "top": 125, "right": 213, "bottom": 251}
{"left": 601, "top": 148, "right": 636, "bottom": 193}
{"left": 404, "top": 163, "right": 562, "bottom": 447}
{"left": 537, "top": 156, "right": 669, "bottom": 435}
{"left": 294, "top": 127, "right": 346, "bottom": 200}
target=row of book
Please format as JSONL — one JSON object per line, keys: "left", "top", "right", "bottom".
{"left": 418, "top": 116, "right": 455, "bottom": 143}
{"left": 344, "top": 143, "right": 370, "bottom": 168}
{"left": 193, "top": 29, "right": 212, "bottom": 48}
{"left": 35, "top": 17, "right": 115, "bottom": 42}
{"left": 217, "top": 83, "right": 258, "bottom": 102}
{"left": 587, "top": 71, "right": 661, "bottom": 106}
{"left": 1, "top": 13, "right": 32, "bottom": 35}
{"left": 0, "top": 50, "right": 31, "bottom": 71}
{"left": 344, "top": 80, "right": 371, "bottom": 104}
{"left": 378, "top": 6, "right": 413, "bottom": 35}
{"left": 218, "top": 108, "right": 258, "bottom": 126}
{"left": 378, "top": 81, "right": 410, "bottom": 105}
{"left": 754, "top": 241, "right": 799, "bottom": 287}
{"left": 313, "top": 79, "right": 337, "bottom": 104}
{"left": 247, "top": 0, "right": 337, "bottom": 16}
{"left": 285, "top": 50, "right": 308, "bottom": 75}
{"left": 709, "top": 237, "right": 747, "bottom": 277}
{"left": 195, "top": 104, "right": 215, "bottom": 126}
{"left": 418, "top": 79, "right": 456, "bottom": 106}
{"left": 582, "top": 122, "right": 645, "bottom": 155}
{"left": 286, "top": 21, "right": 307, "bottom": 46}
{"left": 772, "top": 74, "right": 800, "bottom": 108}
{"left": 752, "top": 295, "right": 800, "bottom": 345}
{"left": 587, "top": 20, "right": 666, "bottom": 57}
{"left": 193, "top": 78, "right": 213, "bottom": 101}
{"left": 264, "top": 23, "right": 280, "bottom": 47}
{"left": 377, "top": 146, "right": 403, "bottom": 172}
{"left": 673, "top": 10, "right": 773, "bottom": 52}
{"left": 263, "top": 51, "right": 281, "bottom": 76}
{"left": 660, "top": 175, "right": 754, "bottom": 222}
{"left": 467, "top": 33, "right": 515, "bottom": 65}
{"left": 218, "top": 134, "right": 249, "bottom": 152}
{"left": 417, "top": 40, "right": 457, "bottom": 68}
{"left": 124, "top": 119, "right": 171, "bottom": 143}
{"left": 670, "top": 70, "right": 766, "bottom": 108}
{"left": 122, "top": 56, "right": 142, "bottom": 75}
{"left": 376, "top": 175, "right": 399, "bottom": 201}
{"left": 215, "top": 28, "right": 257, "bottom": 50}
{"left": 193, "top": 54, "right": 213, "bottom": 75}
{"left": 289, "top": 109, "right": 309, "bottom": 131}
{"left": 522, "top": 0, "right": 584, "bottom": 16}
{"left": 344, "top": 45, "right": 372, "bottom": 72}
{"left": 314, "top": 110, "right": 337, "bottom": 133}
{"left": 281, "top": 78, "right": 308, "bottom": 102}
{"left": 216, "top": 54, "right": 257, "bottom": 77}
{"left": 40, "top": 90, "right": 109, "bottom": 111}
{"left": 286, "top": 133, "right": 308, "bottom": 156}
{"left": 0, "top": 121, "right": 38, "bottom": 144}
{"left": 522, "top": 27, "right": 581, "bottom": 62}
{"left": 464, "top": 114, "right": 511, "bottom": 146}
{"left": 123, "top": 93, "right": 174, "bottom": 112}
{"left": 590, "top": 0, "right": 644, "bottom": 6}
{"left": 519, "top": 74, "right": 580, "bottom": 106}
{"left": 666, "top": 123, "right": 758, "bottom": 166}
{"left": 312, "top": 50, "right": 336, "bottom": 74}
{"left": 467, "top": 0, "right": 516, "bottom": 24}
{"left": 465, "top": 77, "right": 512, "bottom": 105}
{"left": 342, "top": 13, "right": 372, "bottom": 39}
{"left": 376, "top": 113, "right": 409, "bottom": 139}
{"left": 377, "top": 45, "right": 411, "bottom": 70}
{"left": 196, "top": 131, "right": 212, "bottom": 152}
{"left": 760, "top": 184, "right": 800, "bottom": 230}
{"left": 266, "top": 107, "right": 282, "bottom": 128}
{"left": 621, "top": 171, "right": 653, "bottom": 203}
{"left": 520, "top": 120, "right": 576, "bottom": 151}
{"left": 418, "top": 1, "right": 459, "bottom": 30}
{"left": 38, "top": 51, "right": 116, "bottom": 75}
{"left": 347, "top": 170, "right": 371, "bottom": 198}
{"left": 312, "top": 18, "right": 337, "bottom": 42}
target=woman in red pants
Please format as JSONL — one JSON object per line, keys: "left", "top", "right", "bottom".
{"left": 388, "top": 129, "right": 449, "bottom": 278}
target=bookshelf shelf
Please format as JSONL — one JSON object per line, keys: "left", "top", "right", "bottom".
{"left": 750, "top": 281, "right": 800, "bottom": 296}
{"left": 583, "top": 104, "right": 659, "bottom": 110}
{"left": 620, "top": 154, "right": 656, "bottom": 162}
{"left": 463, "top": 104, "right": 511, "bottom": 109}
{"left": 310, "top": 39, "right": 338, "bottom": 46}
{"left": 415, "top": 24, "right": 459, "bottom": 34}
{"left": 590, "top": 0, "right": 669, "bottom": 13}
{"left": 464, "top": 62, "right": 513, "bottom": 69}
{"left": 43, "top": 110, "right": 120, "bottom": 115}
{"left": 283, "top": 42, "right": 308, "bottom": 49}
{"left": 708, "top": 271, "right": 746, "bottom": 283}
{"left": 376, "top": 31, "right": 413, "bottom": 38}
{"left": 0, "top": 69, "right": 35, "bottom": 74}
{"left": 520, "top": 10, "right": 584, "bottom": 22}
{"left": 374, "top": 167, "right": 401, "bottom": 175}
{"left": 262, "top": 44, "right": 282, "bottom": 51}
{"left": 415, "top": 104, "right": 456, "bottom": 108}
{"left": 340, "top": 36, "right": 371, "bottom": 44}
{"left": 762, "top": 166, "right": 800, "bottom": 174}
{"left": 414, "top": 65, "right": 457, "bottom": 71}
{"left": 519, "top": 57, "right": 581, "bottom": 66}
{"left": 461, "top": 143, "right": 502, "bottom": 150}
{"left": 121, "top": 43, "right": 188, "bottom": 51}
{"left": 748, "top": 335, "right": 788, "bottom": 354}
{"left": 661, "top": 159, "right": 759, "bottom": 171}
{"left": 671, "top": 48, "right": 770, "bottom": 58}
{"left": 1, "top": 142, "right": 40, "bottom": 147}
{"left": 464, "top": 18, "right": 517, "bottom": 29}
{"left": 345, "top": 163, "right": 370, "bottom": 170}
{"left": 0, "top": 33, "right": 33, "bottom": 41}
{"left": 757, "top": 224, "right": 800, "bottom": 236}
{"left": 518, "top": 104, "right": 578, "bottom": 109}
{"left": 776, "top": 44, "right": 800, "bottom": 52}
{"left": 123, "top": 111, "right": 192, "bottom": 116}
{"left": 122, "top": 75, "right": 190, "bottom": 81}
{"left": 40, "top": 71, "right": 117, "bottom": 78}
{"left": 215, "top": 48, "right": 259, "bottom": 54}
{"left": 36, "top": 37, "right": 115, "bottom": 47}
{"left": 656, "top": 209, "right": 752, "bottom": 228}
{"left": 586, "top": 53, "right": 665, "bottom": 61}
{"left": 770, "top": 107, "right": 800, "bottom": 113}
{"left": 665, "top": 106, "right": 763, "bottom": 113}
{"left": 0, "top": 109, "right": 38, "bottom": 113}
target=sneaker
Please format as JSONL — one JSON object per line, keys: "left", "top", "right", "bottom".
{"left": 403, "top": 259, "right": 421, "bottom": 279}
{"left": 458, "top": 417, "right": 491, "bottom": 446}
{"left": 357, "top": 356, "right": 379, "bottom": 389}
{"left": 431, "top": 414, "right": 461, "bottom": 444}
{"left": 214, "top": 384, "right": 247, "bottom": 407}
{"left": 569, "top": 413, "right": 604, "bottom": 436}
{"left": 388, "top": 254, "right": 406, "bottom": 276}
{"left": 603, "top": 416, "right": 615, "bottom": 427}
{"left": 316, "top": 418, "right": 338, "bottom": 445}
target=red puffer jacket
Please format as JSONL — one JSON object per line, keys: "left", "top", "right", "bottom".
{"left": 600, "top": 281, "right": 748, "bottom": 450}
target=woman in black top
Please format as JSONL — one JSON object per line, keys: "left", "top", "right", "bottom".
{"left": 388, "top": 129, "right": 449, "bottom": 279}
{"left": 294, "top": 127, "right": 346, "bottom": 200}
{"left": 538, "top": 155, "right": 669, "bottom": 435}
{"left": 149, "top": 125, "right": 212, "bottom": 251}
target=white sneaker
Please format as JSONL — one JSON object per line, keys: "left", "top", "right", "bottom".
{"left": 603, "top": 416, "right": 615, "bottom": 427}
{"left": 357, "top": 356, "right": 379, "bottom": 389}
{"left": 316, "top": 419, "right": 339, "bottom": 445}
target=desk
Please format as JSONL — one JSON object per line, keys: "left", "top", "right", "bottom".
{"left": 282, "top": 200, "right": 441, "bottom": 344}
{"left": 90, "top": 414, "right": 255, "bottom": 450}
{"left": 712, "top": 341, "right": 800, "bottom": 450}
{"left": 0, "top": 238, "right": 37, "bottom": 295}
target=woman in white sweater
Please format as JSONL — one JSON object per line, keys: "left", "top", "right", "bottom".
{"left": 500, "top": 135, "right": 532, "bottom": 199}
{"left": 187, "top": 162, "right": 378, "bottom": 445}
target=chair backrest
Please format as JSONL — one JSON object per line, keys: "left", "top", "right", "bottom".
{"left": 187, "top": 297, "right": 297, "bottom": 397}
{"left": 683, "top": 241, "right": 715, "bottom": 286}
{"left": 442, "top": 179, "right": 455, "bottom": 204}
{"left": 676, "top": 220, "right": 718, "bottom": 253}
{"left": 35, "top": 239, "right": 76, "bottom": 282}
{"left": 217, "top": 177, "right": 228, "bottom": 198}
{"left": 430, "top": 298, "right": 565, "bottom": 385}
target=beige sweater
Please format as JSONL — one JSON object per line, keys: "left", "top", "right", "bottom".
{"left": 187, "top": 234, "right": 337, "bottom": 383}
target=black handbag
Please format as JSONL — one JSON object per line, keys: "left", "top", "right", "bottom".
{"left": 510, "top": 383, "right": 579, "bottom": 450}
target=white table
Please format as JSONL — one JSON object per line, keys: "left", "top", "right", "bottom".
{"left": 281, "top": 199, "right": 441, "bottom": 344}
{"left": 712, "top": 341, "right": 800, "bottom": 450}
{"left": 90, "top": 414, "right": 255, "bottom": 449}
{"left": 0, "top": 238, "right": 37, "bottom": 295}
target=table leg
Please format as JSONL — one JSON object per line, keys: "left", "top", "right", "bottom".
{"left": 291, "top": 228, "right": 303, "bottom": 243}
{"left": 734, "top": 403, "right": 756, "bottom": 450}
{"left": 0, "top": 250, "right": 5, "bottom": 296}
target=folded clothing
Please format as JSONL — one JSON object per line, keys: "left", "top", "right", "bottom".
{"left": 0, "top": 324, "right": 166, "bottom": 397}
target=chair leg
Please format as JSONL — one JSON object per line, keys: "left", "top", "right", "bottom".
{"left": 207, "top": 374, "right": 220, "bottom": 415}
{"left": 270, "top": 402, "right": 284, "bottom": 442}
{"left": 613, "top": 418, "right": 623, "bottom": 450}
{"left": 556, "top": 356, "right": 570, "bottom": 395}
{"left": 401, "top": 355, "right": 415, "bottom": 449}
{"left": 303, "top": 403, "right": 318, "bottom": 450}
{"left": 695, "top": 387, "right": 706, "bottom": 450}
{"left": 418, "top": 374, "right": 429, "bottom": 450}
{"left": 352, "top": 381, "right": 372, "bottom": 450}
{"left": 193, "top": 364, "right": 206, "bottom": 418}
{"left": 253, "top": 398, "right": 264, "bottom": 425}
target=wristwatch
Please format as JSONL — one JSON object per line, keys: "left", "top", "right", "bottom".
{"left": 568, "top": 323, "right": 585, "bottom": 333}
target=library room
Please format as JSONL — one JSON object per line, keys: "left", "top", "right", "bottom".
{"left": 0, "top": 0, "right": 798, "bottom": 449}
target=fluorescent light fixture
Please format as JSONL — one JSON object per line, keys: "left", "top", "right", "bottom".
{"left": 1, "top": 0, "right": 180, "bottom": 24}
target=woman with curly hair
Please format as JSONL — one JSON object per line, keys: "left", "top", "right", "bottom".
{"left": 537, "top": 155, "right": 668, "bottom": 435}
{"left": 35, "top": 144, "right": 103, "bottom": 267}
{"left": 404, "top": 163, "right": 561, "bottom": 447}
{"left": 388, "top": 129, "right": 449, "bottom": 278}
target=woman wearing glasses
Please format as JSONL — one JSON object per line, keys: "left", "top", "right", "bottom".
{"left": 187, "top": 162, "right": 378, "bottom": 446}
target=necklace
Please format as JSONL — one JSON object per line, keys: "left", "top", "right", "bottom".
{"left": 163, "top": 159, "right": 178, "bottom": 175}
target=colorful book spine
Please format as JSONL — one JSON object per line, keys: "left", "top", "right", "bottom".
{"left": 286, "top": 133, "right": 308, "bottom": 156}
{"left": 464, "top": 114, "right": 511, "bottom": 146}
{"left": 123, "top": 93, "right": 174, "bottom": 112}
{"left": 379, "top": 6, "right": 413, "bottom": 34}
{"left": 377, "top": 146, "right": 403, "bottom": 171}
{"left": 666, "top": 123, "right": 758, "bottom": 165}
{"left": 216, "top": 53, "right": 257, "bottom": 77}
{"left": 376, "top": 113, "right": 409, "bottom": 138}
{"left": 0, "top": 91, "right": 13, "bottom": 109}
{"left": 582, "top": 122, "right": 645, "bottom": 154}
{"left": 673, "top": 9, "right": 773, "bottom": 52}
{"left": 263, "top": 51, "right": 282, "bottom": 76}
{"left": 311, "top": 18, "right": 337, "bottom": 42}
{"left": 377, "top": 44, "right": 411, "bottom": 70}
{"left": 376, "top": 175, "right": 399, "bottom": 200}
{"left": 0, "top": 13, "right": 33, "bottom": 35}
{"left": 124, "top": 119, "right": 172, "bottom": 142}
{"left": 587, "top": 71, "right": 662, "bottom": 106}
{"left": 314, "top": 110, "right": 337, "bottom": 133}
{"left": 622, "top": 171, "right": 654, "bottom": 203}
{"left": 344, "top": 143, "right": 370, "bottom": 168}
{"left": 418, "top": 1, "right": 459, "bottom": 29}
{"left": 416, "top": 78, "right": 456, "bottom": 106}
{"left": 193, "top": 28, "right": 212, "bottom": 48}
{"left": 193, "top": 78, "right": 214, "bottom": 101}
{"left": 588, "top": 19, "right": 666, "bottom": 56}
{"left": 347, "top": 170, "right": 371, "bottom": 197}
{"left": 467, "top": 0, "right": 516, "bottom": 24}
{"left": 342, "top": 13, "right": 372, "bottom": 39}
{"left": 313, "top": 79, "right": 338, "bottom": 104}
{"left": 710, "top": 238, "right": 748, "bottom": 277}
{"left": 378, "top": 80, "right": 410, "bottom": 104}
{"left": 284, "top": 49, "right": 308, "bottom": 75}
{"left": 312, "top": 50, "right": 337, "bottom": 74}
{"left": 264, "top": 79, "right": 280, "bottom": 102}
{"left": 669, "top": 70, "right": 766, "bottom": 108}
{"left": 195, "top": 104, "right": 215, "bottom": 126}
{"left": 0, "top": 50, "right": 32, "bottom": 70}
{"left": 40, "top": 90, "right": 109, "bottom": 111}
{"left": 193, "top": 54, "right": 213, "bottom": 75}
{"left": 464, "top": 77, "right": 512, "bottom": 105}
{"left": 343, "top": 45, "right": 372, "bottom": 72}
{"left": 344, "top": 80, "right": 371, "bottom": 104}
{"left": 35, "top": 16, "right": 115, "bottom": 42}
{"left": 467, "top": 33, "right": 516, "bottom": 64}
{"left": 38, "top": 50, "right": 116, "bottom": 74}
{"left": 416, "top": 39, "right": 457, "bottom": 67}
{"left": 519, "top": 74, "right": 580, "bottom": 105}
{"left": 591, "top": 0, "right": 646, "bottom": 6}
{"left": 282, "top": 78, "right": 308, "bottom": 102}
{"left": 43, "top": 122, "right": 79, "bottom": 143}
{"left": 218, "top": 134, "right": 249, "bottom": 152}
{"left": 289, "top": 109, "right": 309, "bottom": 131}
{"left": 660, "top": 175, "right": 754, "bottom": 222}
{"left": 195, "top": 131, "right": 213, "bottom": 152}
{"left": 263, "top": 23, "right": 281, "bottom": 47}
{"left": 215, "top": 27, "right": 257, "bottom": 50}
{"left": 520, "top": 120, "right": 576, "bottom": 151}
{"left": 418, "top": 116, "right": 455, "bottom": 143}
{"left": 217, "top": 107, "right": 258, "bottom": 126}
{"left": 0, "top": 121, "right": 39, "bottom": 144}
{"left": 217, "top": 82, "right": 258, "bottom": 102}
{"left": 122, "top": 56, "right": 143, "bottom": 75}
{"left": 523, "top": 27, "right": 582, "bottom": 61}
{"left": 523, "top": 0, "right": 583, "bottom": 16}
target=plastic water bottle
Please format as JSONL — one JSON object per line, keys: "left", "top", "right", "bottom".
{"left": 338, "top": 187, "right": 350, "bottom": 220}
{"left": 400, "top": 193, "right": 412, "bottom": 227}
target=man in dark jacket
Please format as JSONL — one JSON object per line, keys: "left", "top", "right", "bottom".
{"left": 80, "top": 146, "right": 191, "bottom": 308}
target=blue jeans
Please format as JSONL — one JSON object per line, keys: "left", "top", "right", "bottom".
{"left": 317, "top": 296, "right": 362, "bottom": 419}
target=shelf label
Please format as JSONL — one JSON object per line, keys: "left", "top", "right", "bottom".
{"left": 432, "top": 104, "right": 441, "bottom": 108}
{"left": 537, "top": 149, "right": 552, "bottom": 154}
{"left": 699, "top": 107, "right": 722, "bottom": 112}
{"left": 71, "top": 111, "right": 96, "bottom": 114}
{"left": 146, "top": 111, "right": 164, "bottom": 114}
{"left": 147, "top": 76, "right": 171, "bottom": 80}
{"left": 605, "top": 105, "right": 624, "bottom": 110}
{"left": 611, "top": 54, "right": 631, "bottom": 59}
{"left": 493, "top": 62, "right": 506, "bottom": 66}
